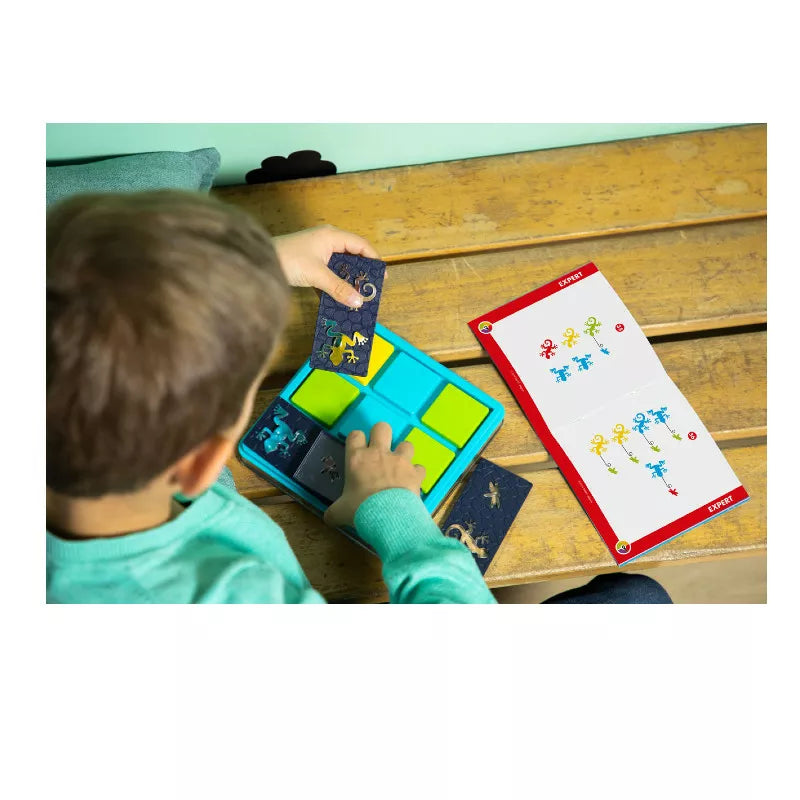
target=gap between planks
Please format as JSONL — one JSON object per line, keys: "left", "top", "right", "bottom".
{"left": 259, "top": 316, "right": 767, "bottom": 391}
{"left": 376, "top": 212, "right": 768, "bottom": 264}
{"left": 246, "top": 430, "right": 767, "bottom": 503}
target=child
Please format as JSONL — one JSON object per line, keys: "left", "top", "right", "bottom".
{"left": 46, "top": 190, "right": 496, "bottom": 603}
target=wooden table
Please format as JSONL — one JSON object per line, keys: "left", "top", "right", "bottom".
{"left": 214, "top": 124, "right": 767, "bottom": 602}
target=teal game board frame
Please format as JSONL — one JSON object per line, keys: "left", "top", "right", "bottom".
{"left": 238, "top": 323, "right": 505, "bottom": 524}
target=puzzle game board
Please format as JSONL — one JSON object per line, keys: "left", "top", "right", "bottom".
{"left": 238, "top": 323, "right": 505, "bottom": 544}
{"left": 469, "top": 262, "right": 750, "bottom": 566}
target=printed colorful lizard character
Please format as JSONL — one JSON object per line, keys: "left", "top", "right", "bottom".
{"left": 483, "top": 481, "right": 501, "bottom": 509}
{"left": 584, "top": 316, "right": 610, "bottom": 355}
{"left": 648, "top": 406, "right": 682, "bottom": 440}
{"left": 611, "top": 423, "right": 639, "bottom": 463}
{"left": 445, "top": 522, "right": 489, "bottom": 558}
{"left": 633, "top": 412, "right": 660, "bottom": 453}
{"left": 550, "top": 364, "right": 572, "bottom": 383}
{"left": 584, "top": 316, "right": 602, "bottom": 337}
{"left": 256, "top": 406, "right": 308, "bottom": 456}
{"left": 562, "top": 327, "right": 580, "bottom": 348}
{"left": 645, "top": 460, "right": 677, "bottom": 494}
{"left": 571, "top": 353, "right": 594, "bottom": 372}
{"left": 645, "top": 460, "right": 668, "bottom": 479}
{"left": 316, "top": 318, "right": 369, "bottom": 366}
{"left": 539, "top": 338, "right": 558, "bottom": 359}
{"left": 590, "top": 434, "right": 618, "bottom": 474}
{"left": 589, "top": 434, "right": 609, "bottom": 456}
{"left": 632, "top": 412, "right": 650, "bottom": 434}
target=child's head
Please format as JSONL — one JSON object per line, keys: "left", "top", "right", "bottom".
{"left": 47, "top": 189, "right": 289, "bottom": 499}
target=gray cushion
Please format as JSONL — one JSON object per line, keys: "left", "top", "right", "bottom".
{"left": 46, "top": 147, "right": 221, "bottom": 207}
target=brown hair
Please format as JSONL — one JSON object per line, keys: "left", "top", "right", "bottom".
{"left": 47, "top": 189, "right": 289, "bottom": 497}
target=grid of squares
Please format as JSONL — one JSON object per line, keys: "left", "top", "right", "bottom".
{"left": 287, "top": 334, "right": 490, "bottom": 499}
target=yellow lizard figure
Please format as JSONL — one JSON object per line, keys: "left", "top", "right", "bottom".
{"left": 562, "top": 327, "right": 580, "bottom": 348}
{"left": 610, "top": 423, "right": 631, "bottom": 445}
{"left": 589, "top": 434, "right": 609, "bottom": 456}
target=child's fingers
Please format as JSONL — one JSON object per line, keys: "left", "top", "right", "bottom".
{"left": 345, "top": 429, "right": 367, "bottom": 454}
{"left": 413, "top": 464, "right": 426, "bottom": 485}
{"left": 315, "top": 268, "right": 365, "bottom": 309}
{"left": 330, "top": 228, "right": 381, "bottom": 260}
{"left": 394, "top": 440, "right": 414, "bottom": 461}
{"left": 369, "top": 422, "right": 392, "bottom": 451}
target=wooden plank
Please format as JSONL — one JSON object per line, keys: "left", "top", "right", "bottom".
{"left": 266, "top": 218, "right": 766, "bottom": 374}
{"left": 258, "top": 443, "right": 766, "bottom": 603}
{"left": 214, "top": 125, "right": 766, "bottom": 261}
{"left": 229, "top": 330, "right": 767, "bottom": 499}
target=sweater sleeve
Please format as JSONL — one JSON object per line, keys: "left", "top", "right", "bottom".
{"left": 353, "top": 489, "right": 497, "bottom": 604}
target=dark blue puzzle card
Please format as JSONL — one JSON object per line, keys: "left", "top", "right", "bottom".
{"left": 310, "top": 253, "right": 386, "bottom": 377}
{"left": 439, "top": 458, "right": 533, "bottom": 574}
{"left": 241, "top": 397, "right": 323, "bottom": 477}
{"left": 292, "top": 432, "right": 346, "bottom": 503}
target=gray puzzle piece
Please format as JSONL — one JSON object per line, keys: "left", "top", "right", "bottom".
{"left": 292, "top": 432, "right": 346, "bottom": 503}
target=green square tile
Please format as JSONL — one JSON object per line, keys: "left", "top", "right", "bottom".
{"left": 404, "top": 428, "right": 455, "bottom": 493}
{"left": 291, "top": 369, "right": 360, "bottom": 426}
{"left": 421, "top": 384, "right": 489, "bottom": 447}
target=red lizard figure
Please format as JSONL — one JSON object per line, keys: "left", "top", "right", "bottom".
{"left": 539, "top": 338, "right": 558, "bottom": 359}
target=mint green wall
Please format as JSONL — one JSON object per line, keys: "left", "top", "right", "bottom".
{"left": 46, "top": 123, "right": 739, "bottom": 187}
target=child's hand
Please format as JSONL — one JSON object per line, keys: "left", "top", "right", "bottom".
{"left": 324, "top": 423, "right": 426, "bottom": 529}
{"left": 273, "top": 225, "right": 385, "bottom": 309}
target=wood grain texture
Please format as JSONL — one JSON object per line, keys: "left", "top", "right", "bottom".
{"left": 257, "top": 443, "right": 765, "bottom": 603}
{"left": 229, "top": 331, "right": 767, "bottom": 499}
{"left": 214, "top": 125, "right": 766, "bottom": 261}
{"left": 214, "top": 126, "right": 767, "bottom": 600}
{"left": 265, "top": 218, "right": 766, "bottom": 374}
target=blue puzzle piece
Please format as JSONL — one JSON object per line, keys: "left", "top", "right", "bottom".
{"left": 333, "top": 394, "right": 410, "bottom": 446}
{"left": 373, "top": 351, "right": 443, "bottom": 412}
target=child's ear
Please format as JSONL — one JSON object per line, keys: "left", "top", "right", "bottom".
{"left": 171, "top": 435, "right": 234, "bottom": 498}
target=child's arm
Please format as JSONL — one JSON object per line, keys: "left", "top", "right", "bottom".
{"left": 325, "top": 424, "right": 497, "bottom": 604}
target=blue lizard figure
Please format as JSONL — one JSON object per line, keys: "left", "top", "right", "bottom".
{"left": 648, "top": 406, "right": 670, "bottom": 425}
{"left": 571, "top": 353, "right": 594, "bottom": 372}
{"left": 256, "top": 406, "right": 307, "bottom": 456}
{"left": 632, "top": 412, "right": 651, "bottom": 434}
{"left": 550, "top": 364, "right": 572, "bottom": 383}
{"left": 645, "top": 460, "right": 668, "bottom": 479}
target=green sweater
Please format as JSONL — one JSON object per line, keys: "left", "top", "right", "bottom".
{"left": 46, "top": 483, "right": 496, "bottom": 604}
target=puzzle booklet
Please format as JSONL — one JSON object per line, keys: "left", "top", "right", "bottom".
{"left": 468, "top": 262, "right": 749, "bottom": 565}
